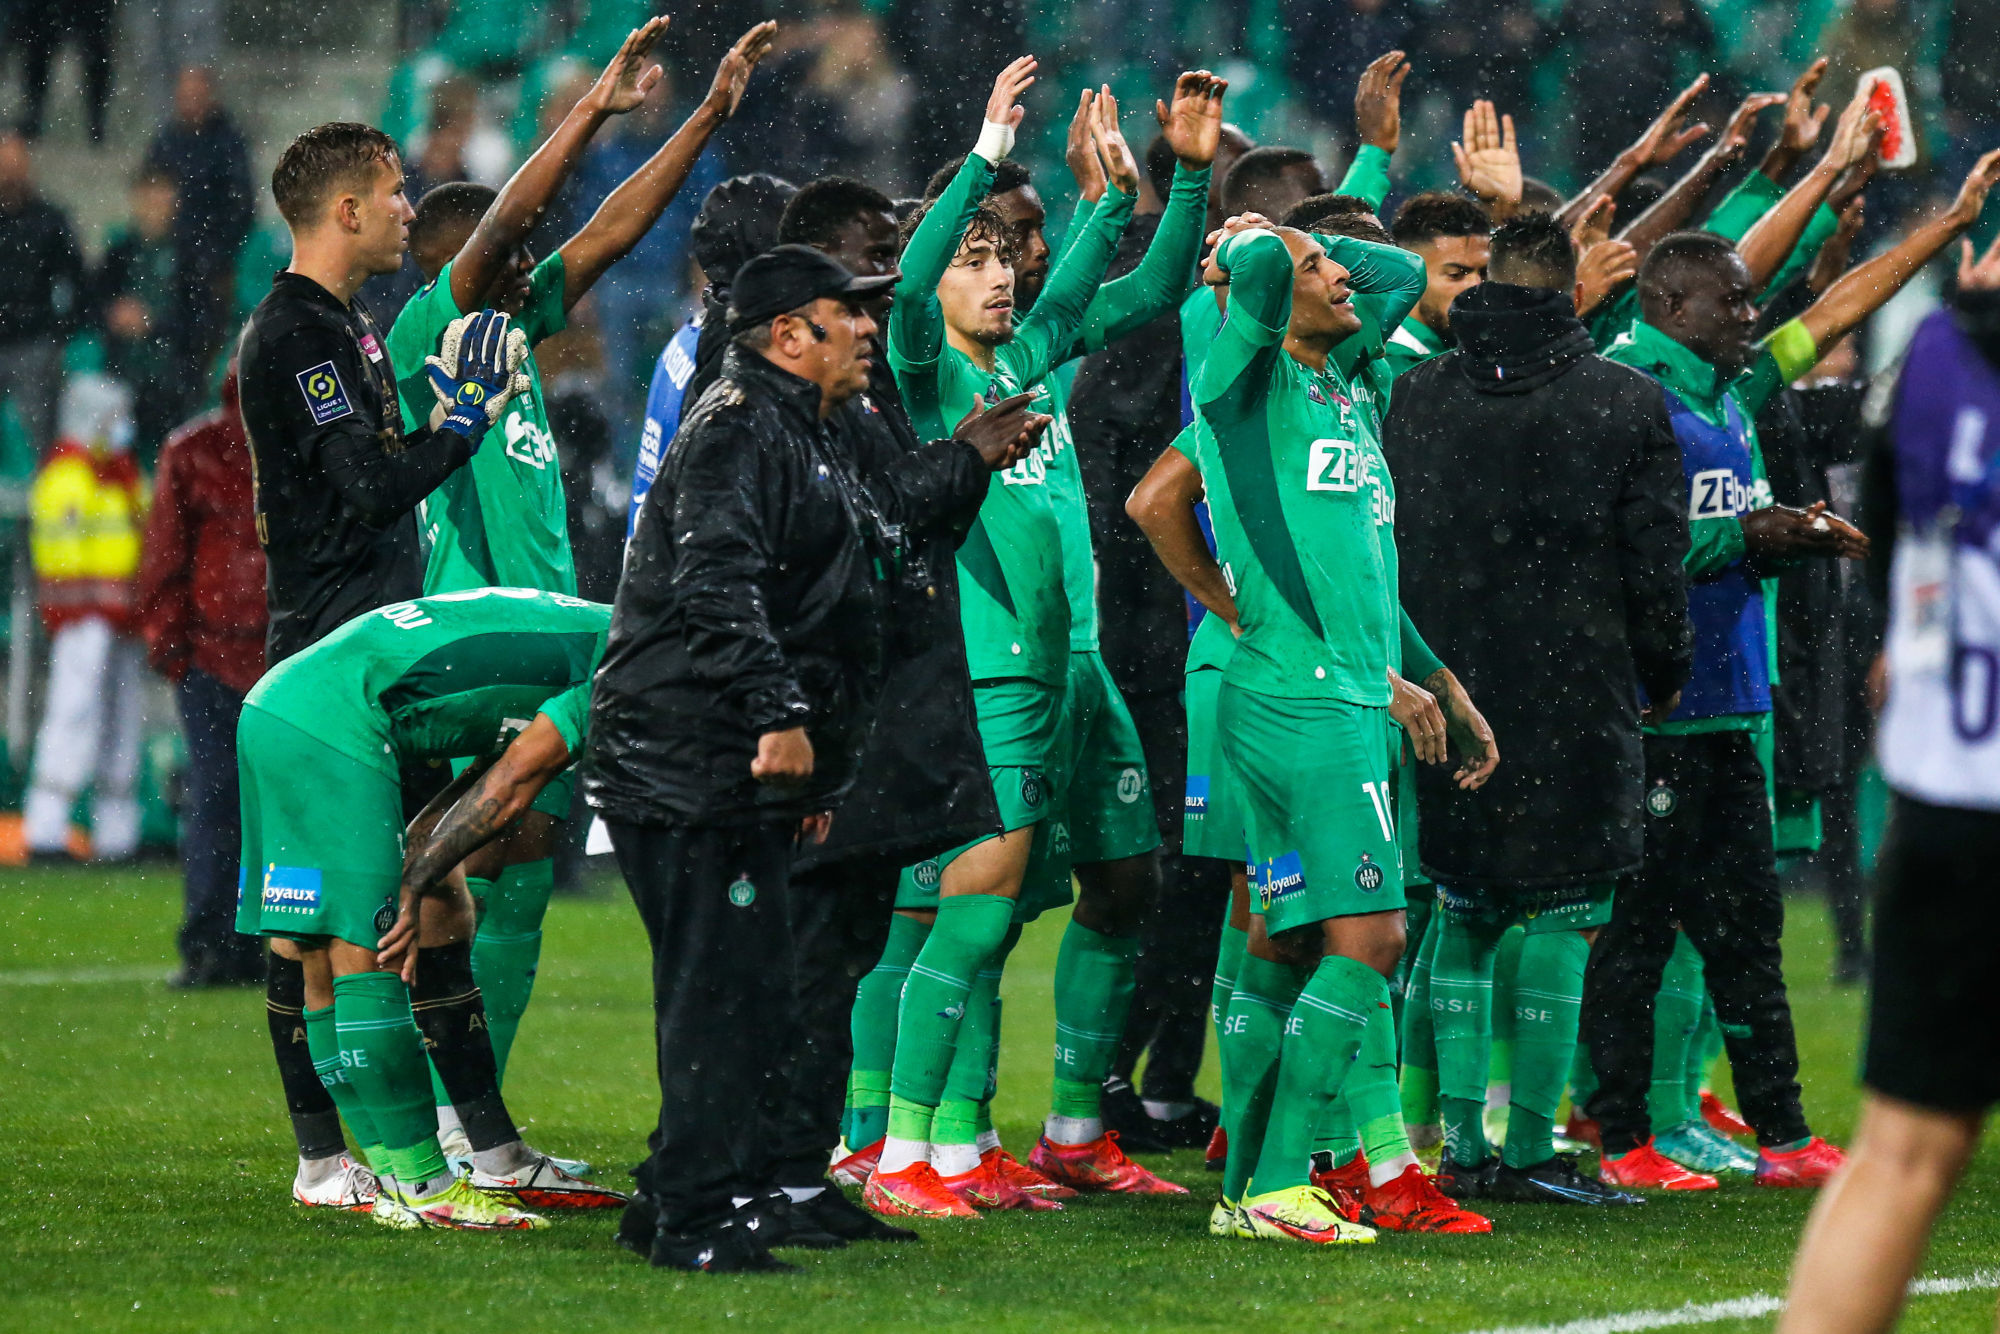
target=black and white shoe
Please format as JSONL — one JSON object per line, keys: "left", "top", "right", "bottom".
{"left": 1148, "top": 1097, "right": 1222, "bottom": 1150}
{"left": 649, "top": 1215, "right": 797, "bottom": 1273}
{"left": 1434, "top": 1155, "right": 1498, "bottom": 1200}
{"left": 1099, "top": 1078, "right": 1170, "bottom": 1153}
{"left": 742, "top": 1190, "right": 847, "bottom": 1249}
{"left": 798, "top": 1183, "right": 918, "bottom": 1242}
{"left": 1486, "top": 1155, "right": 1645, "bottom": 1205}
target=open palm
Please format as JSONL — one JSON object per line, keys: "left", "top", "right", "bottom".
{"left": 707, "top": 21, "right": 779, "bottom": 118}
{"left": 588, "top": 15, "right": 667, "bottom": 116}
{"left": 1157, "top": 70, "right": 1227, "bottom": 168}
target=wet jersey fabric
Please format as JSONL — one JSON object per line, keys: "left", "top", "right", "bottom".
{"left": 631, "top": 316, "right": 702, "bottom": 537}
{"left": 1604, "top": 318, "right": 1818, "bottom": 731}
{"left": 889, "top": 152, "right": 1134, "bottom": 687}
{"left": 243, "top": 586, "right": 608, "bottom": 776}
{"left": 1192, "top": 228, "right": 1426, "bottom": 706}
{"left": 388, "top": 252, "right": 575, "bottom": 595}
{"left": 1384, "top": 316, "right": 1449, "bottom": 382}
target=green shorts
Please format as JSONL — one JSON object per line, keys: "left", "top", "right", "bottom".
{"left": 1219, "top": 684, "right": 1403, "bottom": 936}
{"left": 895, "top": 679, "right": 1061, "bottom": 911}
{"left": 1435, "top": 881, "right": 1615, "bottom": 934}
{"left": 233, "top": 705, "right": 403, "bottom": 949}
{"left": 1183, "top": 666, "right": 1249, "bottom": 864}
{"left": 1015, "top": 652, "right": 1162, "bottom": 920}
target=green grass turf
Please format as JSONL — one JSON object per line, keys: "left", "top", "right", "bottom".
{"left": 3, "top": 863, "right": 1994, "bottom": 1333}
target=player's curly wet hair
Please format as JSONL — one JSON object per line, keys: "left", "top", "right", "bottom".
{"left": 271, "top": 122, "right": 401, "bottom": 227}
{"left": 897, "top": 198, "right": 1020, "bottom": 267}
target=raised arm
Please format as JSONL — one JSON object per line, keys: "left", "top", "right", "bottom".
{"left": 889, "top": 57, "right": 1034, "bottom": 370}
{"left": 1316, "top": 231, "right": 1427, "bottom": 334}
{"left": 558, "top": 21, "right": 777, "bottom": 306}
{"left": 1342, "top": 50, "right": 1409, "bottom": 212}
{"left": 1452, "top": 99, "right": 1523, "bottom": 222}
{"left": 1560, "top": 75, "right": 1712, "bottom": 231}
{"left": 449, "top": 16, "right": 670, "bottom": 312}
{"left": 1738, "top": 89, "right": 1880, "bottom": 290}
{"left": 1194, "top": 220, "right": 1292, "bottom": 418}
{"left": 1127, "top": 440, "right": 1236, "bottom": 624}
{"left": 1620, "top": 92, "right": 1785, "bottom": 260}
{"left": 1003, "top": 106, "right": 1135, "bottom": 385}
{"left": 1078, "top": 71, "right": 1225, "bottom": 352}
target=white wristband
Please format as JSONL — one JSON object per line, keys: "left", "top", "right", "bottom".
{"left": 972, "top": 118, "right": 1015, "bottom": 164}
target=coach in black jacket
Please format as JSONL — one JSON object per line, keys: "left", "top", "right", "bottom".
{"left": 1383, "top": 218, "right": 1691, "bottom": 1201}
{"left": 587, "top": 246, "right": 1039, "bottom": 1272}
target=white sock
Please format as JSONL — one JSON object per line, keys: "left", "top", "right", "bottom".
{"left": 781, "top": 1185, "right": 826, "bottom": 1203}
{"left": 471, "top": 1139, "right": 534, "bottom": 1175}
{"left": 975, "top": 1128, "right": 1002, "bottom": 1155}
{"left": 1044, "top": 1114, "right": 1102, "bottom": 1146}
{"left": 931, "top": 1141, "right": 981, "bottom": 1176}
{"left": 412, "top": 1170, "right": 458, "bottom": 1198}
{"left": 1144, "top": 1099, "right": 1197, "bottom": 1121}
{"left": 296, "top": 1152, "right": 345, "bottom": 1187}
{"left": 1485, "top": 1081, "right": 1510, "bottom": 1112}
{"left": 877, "top": 1136, "right": 929, "bottom": 1175}
{"left": 436, "top": 1104, "right": 464, "bottom": 1134}
{"left": 1368, "top": 1151, "right": 1419, "bottom": 1188}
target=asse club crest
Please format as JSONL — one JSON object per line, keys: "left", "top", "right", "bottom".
{"left": 1646, "top": 785, "right": 1678, "bottom": 818}
{"left": 728, "top": 875, "right": 757, "bottom": 907}
{"left": 1353, "top": 853, "right": 1385, "bottom": 892}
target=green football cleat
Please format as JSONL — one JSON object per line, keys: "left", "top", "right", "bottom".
{"left": 1654, "top": 1121, "right": 1757, "bottom": 1176}
{"left": 372, "top": 1176, "right": 549, "bottom": 1231}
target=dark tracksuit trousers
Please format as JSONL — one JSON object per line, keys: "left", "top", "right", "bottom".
{"left": 1112, "top": 690, "right": 1229, "bottom": 1103}
{"left": 1583, "top": 730, "right": 1810, "bottom": 1153}
{"left": 612, "top": 819, "right": 801, "bottom": 1234}
{"left": 771, "top": 853, "right": 900, "bottom": 1189}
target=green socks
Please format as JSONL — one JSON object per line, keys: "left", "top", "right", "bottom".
{"left": 888, "top": 893, "right": 1015, "bottom": 1113}
{"left": 938, "top": 926, "right": 1015, "bottom": 1171}
{"left": 1250, "top": 955, "right": 1384, "bottom": 1195}
{"left": 1049, "top": 920, "right": 1141, "bottom": 1132}
{"left": 1219, "top": 953, "right": 1305, "bottom": 1203}
{"left": 305, "top": 1005, "right": 383, "bottom": 1169}
{"left": 333, "top": 972, "right": 448, "bottom": 1185}
{"left": 847, "top": 912, "right": 930, "bottom": 1148}
{"left": 1399, "top": 909, "right": 1442, "bottom": 1131}
{"left": 1503, "top": 929, "right": 1589, "bottom": 1169}
{"left": 1489, "top": 924, "right": 1524, "bottom": 1101}
{"left": 1431, "top": 911, "right": 1502, "bottom": 1166}
{"left": 1651, "top": 931, "right": 1706, "bottom": 1131}
{"left": 472, "top": 859, "right": 553, "bottom": 1083}
{"left": 1211, "top": 920, "right": 1248, "bottom": 1057}
{"left": 1347, "top": 996, "right": 1413, "bottom": 1176}
{"left": 1314, "top": 1097, "right": 1361, "bottom": 1168}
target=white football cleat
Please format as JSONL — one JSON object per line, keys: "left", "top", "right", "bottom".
{"left": 293, "top": 1155, "right": 380, "bottom": 1212}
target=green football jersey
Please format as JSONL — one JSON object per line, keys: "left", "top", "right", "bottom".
{"left": 244, "top": 587, "right": 608, "bottom": 774}
{"left": 1383, "top": 316, "right": 1448, "bottom": 382}
{"left": 889, "top": 152, "right": 1133, "bottom": 686}
{"left": 388, "top": 251, "right": 576, "bottom": 596}
{"left": 1193, "top": 228, "right": 1425, "bottom": 707}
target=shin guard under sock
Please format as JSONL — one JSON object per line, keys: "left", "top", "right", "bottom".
{"left": 1504, "top": 930, "right": 1588, "bottom": 1169}
{"left": 938, "top": 943, "right": 1009, "bottom": 1169}
{"left": 889, "top": 894, "right": 1015, "bottom": 1111}
{"left": 1688, "top": 989, "right": 1724, "bottom": 1105}
{"left": 847, "top": 912, "right": 929, "bottom": 1147}
{"left": 1431, "top": 911, "right": 1503, "bottom": 1166}
{"left": 1220, "top": 953, "right": 1305, "bottom": 1203}
{"left": 408, "top": 941, "right": 518, "bottom": 1152}
{"left": 1211, "top": 920, "right": 1248, "bottom": 1060}
{"left": 1250, "top": 955, "right": 1383, "bottom": 1195}
{"left": 1399, "top": 908, "right": 1443, "bottom": 1130}
{"left": 1317, "top": 1097, "right": 1361, "bottom": 1167}
{"left": 1345, "top": 996, "right": 1415, "bottom": 1181}
{"left": 1049, "top": 920, "right": 1140, "bottom": 1132}
{"left": 1650, "top": 931, "right": 1706, "bottom": 1131}
{"left": 305, "top": 1005, "right": 382, "bottom": 1167}
{"left": 267, "top": 951, "right": 345, "bottom": 1160}
{"left": 472, "top": 860, "right": 551, "bottom": 1082}
{"left": 333, "top": 971, "right": 450, "bottom": 1183}
{"left": 1489, "top": 923, "right": 1524, "bottom": 1102}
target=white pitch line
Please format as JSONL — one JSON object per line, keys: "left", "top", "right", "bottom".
{"left": 1461, "top": 1270, "right": 2000, "bottom": 1334}
{"left": 0, "top": 964, "right": 169, "bottom": 987}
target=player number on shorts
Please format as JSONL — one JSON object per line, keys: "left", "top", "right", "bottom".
{"left": 1361, "top": 780, "right": 1395, "bottom": 841}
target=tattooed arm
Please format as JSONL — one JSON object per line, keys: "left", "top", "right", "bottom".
{"left": 377, "top": 713, "right": 577, "bottom": 980}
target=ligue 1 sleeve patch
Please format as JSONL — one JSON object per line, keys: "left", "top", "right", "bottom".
{"left": 296, "top": 361, "right": 354, "bottom": 425}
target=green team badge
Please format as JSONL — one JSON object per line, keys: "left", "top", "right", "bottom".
{"left": 1020, "top": 768, "right": 1045, "bottom": 808}
{"left": 1646, "top": 785, "right": 1678, "bottom": 818}
{"left": 1353, "top": 853, "right": 1386, "bottom": 893}
{"left": 373, "top": 903, "right": 397, "bottom": 934}
{"left": 913, "top": 860, "right": 941, "bottom": 889}
{"left": 728, "top": 875, "right": 756, "bottom": 908}
{"left": 1116, "top": 767, "right": 1144, "bottom": 804}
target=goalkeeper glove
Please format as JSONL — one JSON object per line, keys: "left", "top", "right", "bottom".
{"left": 425, "top": 309, "right": 532, "bottom": 439}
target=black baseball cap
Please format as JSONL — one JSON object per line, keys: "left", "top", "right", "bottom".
{"left": 727, "top": 245, "right": 897, "bottom": 332}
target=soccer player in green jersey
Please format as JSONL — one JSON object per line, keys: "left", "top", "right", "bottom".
{"left": 1194, "top": 211, "right": 1501, "bottom": 1244}
{"left": 382, "top": 17, "right": 772, "bottom": 1125}
{"left": 1383, "top": 192, "right": 1491, "bottom": 379}
{"left": 235, "top": 587, "right": 621, "bottom": 1229}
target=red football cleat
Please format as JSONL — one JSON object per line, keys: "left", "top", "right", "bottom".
{"left": 985, "top": 1147, "right": 1077, "bottom": 1200}
{"left": 1598, "top": 1140, "right": 1720, "bottom": 1191}
{"left": 1564, "top": 1109, "right": 1602, "bottom": 1149}
{"left": 863, "top": 1162, "right": 979, "bottom": 1218}
{"left": 1362, "top": 1164, "right": 1494, "bottom": 1234}
{"left": 831, "top": 1138, "right": 882, "bottom": 1188}
{"left": 1205, "top": 1123, "right": 1229, "bottom": 1172}
{"left": 1755, "top": 1137, "right": 1846, "bottom": 1188}
{"left": 939, "top": 1157, "right": 1063, "bottom": 1211}
{"left": 1308, "top": 1153, "right": 1370, "bottom": 1223}
{"left": 1029, "top": 1131, "right": 1190, "bottom": 1195}
{"left": 1701, "top": 1091, "right": 1755, "bottom": 1139}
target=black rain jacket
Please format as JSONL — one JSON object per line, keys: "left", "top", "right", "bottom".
{"left": 585, "top": 347, "right": 987, "bottom": 828}
{"left": 1386, "top": 283, "right": 1692, "bottom": 889}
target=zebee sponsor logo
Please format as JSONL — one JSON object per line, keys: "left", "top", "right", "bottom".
{"left": 261, "top": 865, "right": 323, "bottom": 915}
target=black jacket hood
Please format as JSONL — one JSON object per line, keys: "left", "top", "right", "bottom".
{"left": 1952, "top": 285, "right": 2000, "bottom": 367}
{"left": 1450, "top": 282, "right": 1596, "bottom": 394}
